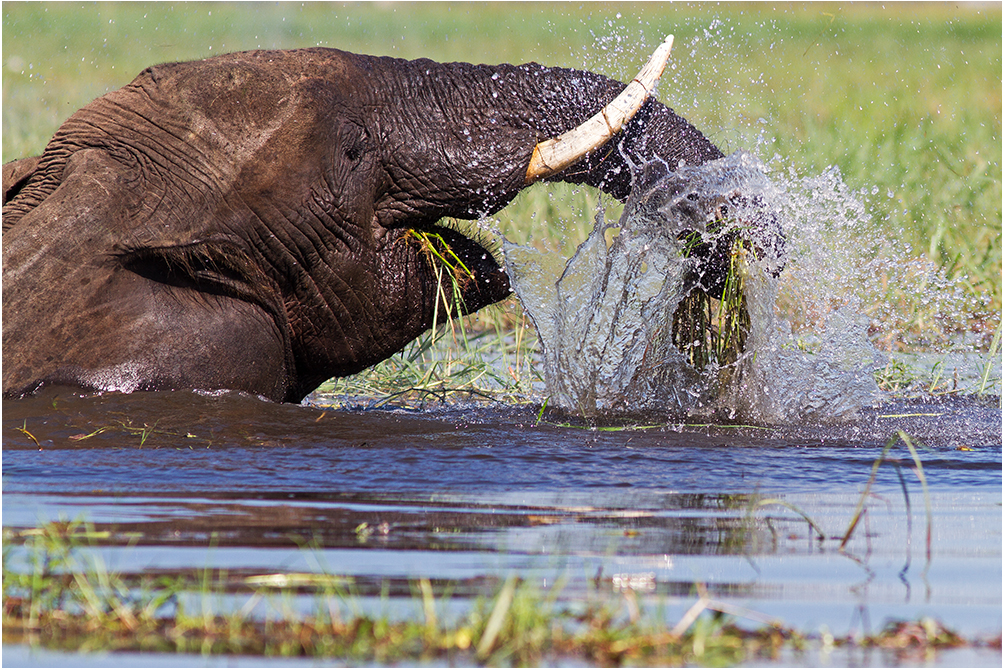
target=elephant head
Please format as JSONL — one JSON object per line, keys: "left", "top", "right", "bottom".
{"left": 3, "top": 43, "right": 726, "bottom": 402}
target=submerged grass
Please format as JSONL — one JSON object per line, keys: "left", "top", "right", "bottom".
{"left": 3, "top": 513, "right": 997, "bottom": 666}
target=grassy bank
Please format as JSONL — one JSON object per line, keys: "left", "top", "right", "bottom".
{"left": 4, "top": 2, "right": 1000, "bottom": 308}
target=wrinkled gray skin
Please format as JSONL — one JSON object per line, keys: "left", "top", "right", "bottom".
{"left": 3, "top": 47, "right": 723, "bottom": 402}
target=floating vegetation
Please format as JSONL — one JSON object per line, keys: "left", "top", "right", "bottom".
{"left": 3, "top": 519, "right": 997, "bottom": 666}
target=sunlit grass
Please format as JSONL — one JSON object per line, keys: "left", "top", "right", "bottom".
{"left": 312, "top": 301, "right": 542, "bottom": 409}
{"left": 311, "top": 226, "right": 542, "bottom": 408}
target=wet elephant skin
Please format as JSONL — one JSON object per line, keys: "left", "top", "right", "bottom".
{"left": 2, "top": 47, "right": 722, "bottom": 402}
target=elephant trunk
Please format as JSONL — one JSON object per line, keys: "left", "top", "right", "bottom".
{"left": 525, "top": 35, "right": 675, "bottom": 184}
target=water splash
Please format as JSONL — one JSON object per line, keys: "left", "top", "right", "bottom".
{"left": 504, "top": 150, "right": 891, "bottom": 423}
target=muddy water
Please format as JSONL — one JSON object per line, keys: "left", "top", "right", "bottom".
{"left": 3, "top": 386, "right": 1001, "bottom": 664}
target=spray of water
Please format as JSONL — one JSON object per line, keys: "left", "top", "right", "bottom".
{"left": 504, "top": 150, "right": 893, "bottom": 423}
{"left": 486, "top": 17, "right": 997, "bottom": 423}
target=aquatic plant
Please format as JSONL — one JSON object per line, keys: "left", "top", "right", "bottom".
{"left": 3, "top": 519, "right": 995, "bottom": 666}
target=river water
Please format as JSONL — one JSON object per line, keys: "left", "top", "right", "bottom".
{"left": 3, "top": 385, "right": 1001, "bottom": 666}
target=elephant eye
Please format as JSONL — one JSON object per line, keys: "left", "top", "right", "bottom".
{"left": 686, "top": 193, "right": 699, "bottom": 201}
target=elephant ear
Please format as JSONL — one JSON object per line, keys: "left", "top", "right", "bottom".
{"left": 525, "top": 35, "right": 675, "bottom": 184}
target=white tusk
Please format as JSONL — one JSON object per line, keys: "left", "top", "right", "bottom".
{"left": 525, "top": 34, "right": 675, "bottom": 184}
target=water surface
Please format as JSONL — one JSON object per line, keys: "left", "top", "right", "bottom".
{"left": 3, "top": 386, "right": 1000, "bottom": 666}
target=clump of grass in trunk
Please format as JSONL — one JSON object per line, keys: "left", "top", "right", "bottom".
{"left": 672, "top": 233, "right": 752, "bottom": 383}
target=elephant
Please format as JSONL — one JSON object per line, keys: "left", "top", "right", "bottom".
{"left": 3, "top": 44, "right": 727, "bottom": 403}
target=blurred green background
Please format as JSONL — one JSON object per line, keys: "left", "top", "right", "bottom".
{"left": 3, "top": 1, "right": 1001, "bottom": 325}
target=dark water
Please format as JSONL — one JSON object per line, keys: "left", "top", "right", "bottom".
{"left": 3, "top": 387, "right": 1002, "bottom": 663}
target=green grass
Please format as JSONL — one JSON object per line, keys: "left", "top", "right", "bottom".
{"left": 3, "top": 3, "right": 1001, "bottom": 401}
{"left": 3, "top": 510, "right": 995, "bottom": 666}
